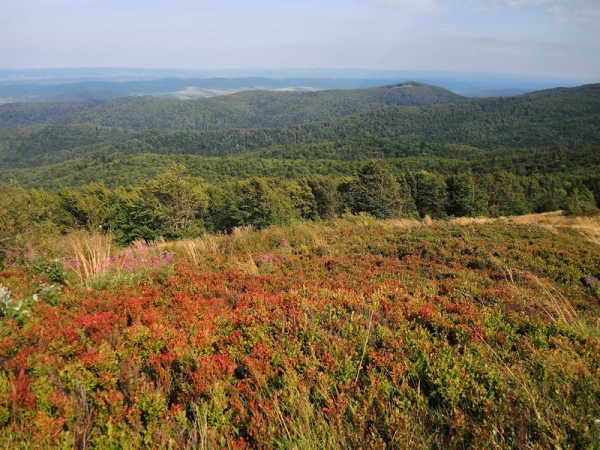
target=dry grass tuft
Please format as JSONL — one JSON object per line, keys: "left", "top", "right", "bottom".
{"left": 65, "top": 231, "right": 113, "bottom": 284}
{"left": 177, "top": 235, "right": 221, "bottom": 264}
{"left": 451, "top": 216, "right": 495, "bottom": 226}
{"left": 232, "top": 225, "right": 254, "bottom": 237}
{"left": 452, "top": 211, "right": 600, "bottom": 246}
{"left": 235, "top": 253, "right": 259, "bottom": 275}
{"left": 525, "top": 271, "right": 599, "bottom": 337}
{"left": 384, "top": 218, "right": 421, "bottom": 230}
{"left": 61, "top": 232, "right": 173, "bottom": 287}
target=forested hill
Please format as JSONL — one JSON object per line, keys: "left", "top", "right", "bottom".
{"left": 0, "top": 82, "right": 463, "bottom": 133}
{"left": 1, "top": 83, "right": 598, "bottom": 173}
{"left": 0, "top": 98, "right": 139, "bottom": 133}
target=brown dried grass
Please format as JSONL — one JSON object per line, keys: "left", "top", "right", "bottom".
{"left": 451, "top": 211, "right": 600, "bottom": 246}
{"left": 172, "top": 235, "right": 222, "bottom": 265}
{"left": 65, "top": 231, "right": 113, "bottom": 284}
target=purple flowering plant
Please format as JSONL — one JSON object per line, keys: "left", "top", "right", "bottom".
{"left": 62, "top": 237, "right": 175, "bottom": 287}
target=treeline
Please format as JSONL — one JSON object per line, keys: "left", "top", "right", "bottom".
{"left": 2, "top": 161, "right": 597, "bottom": 249}
{"left": 3, "top": 116, "right": 600, "bottom": 182}
{"left": 3, "top": 141, "right": 600, "bottom": 191}
{"left": 0, "top": 128, "right": 487, "bottom": 170}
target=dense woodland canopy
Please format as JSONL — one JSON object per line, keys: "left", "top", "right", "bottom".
{"left": 1, "top": 81, "right": 600, "bottom": 247}
{"left": 1, "top": 161, "right": 598, "bottom": 249}
{"left": 0, "top": 82, "right": 463, "bottom": 133}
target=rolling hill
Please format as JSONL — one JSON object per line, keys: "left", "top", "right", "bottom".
{"left": 0, "top": 82, "right": 464, "bottom": 133}
{"left": 0, "top": 98, "right": 137, "bottom": 133}
{"left": 1, "top": 83, "right": 598, "bottom": 172}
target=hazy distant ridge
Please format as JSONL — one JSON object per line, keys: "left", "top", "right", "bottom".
{"left": 0, "top": 82, "right": 464, "bottom": 132}
{"left": 1, "top": 83, "right": 598, "bottom": 176}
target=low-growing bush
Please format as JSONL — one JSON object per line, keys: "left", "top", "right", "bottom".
{"left": 1, "top": 218, "right": 599, "bottom": 448}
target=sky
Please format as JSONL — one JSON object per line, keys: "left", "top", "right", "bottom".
{"left": 1, "top": 0, "right": 599, "bottom": 80}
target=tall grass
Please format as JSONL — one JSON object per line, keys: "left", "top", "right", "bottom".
{"left": 65, "top": 231, "right": 113, "bottom": 284}
{"left": 177, "top": 235, "right": 221, "bottom": 265}
{"left": 526, "top": 271, "right": 600, "bottom": 338}
{"left": 62, "top": 231, "right": 174, "bottom": 288}
{"left": 452, "top": 210, "right": 600, "bottom": 246}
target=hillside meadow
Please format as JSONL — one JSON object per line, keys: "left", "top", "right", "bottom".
{"left": 1, "top": 213, "right": 600, "bottom": 448}
{"left": 1, "top": 81, "right": 600, "bottom": 448}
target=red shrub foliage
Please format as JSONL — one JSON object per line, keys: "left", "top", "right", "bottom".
{"left": 1, "top": 222, "right": 600, "bottom": 448}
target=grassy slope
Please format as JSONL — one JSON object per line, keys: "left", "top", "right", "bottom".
{"left": 1, "top": 215, "right": 599, "bottom": 448}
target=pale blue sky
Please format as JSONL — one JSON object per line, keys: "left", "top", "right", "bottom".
{"left": 1, "top": 0, "right": 599, "bottom": 79}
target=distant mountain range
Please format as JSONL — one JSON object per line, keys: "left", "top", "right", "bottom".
{"left": 0, "top": 82, "right": 464, "bottom": 132}
{"left": 0, "top": 68, "right": 592, "bottom": 102}
{"left": 0, "top": 77, "right": 401, "bottom": 103}
{"left": 1, "top": 82, "right": 599, "bottom": 189}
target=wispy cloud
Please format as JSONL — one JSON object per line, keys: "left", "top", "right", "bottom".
{"left": 372, "top": 0, "right": 448, "bottom": 14}
{"left": 471, "top": 0, "right": 600, "bottom": 25}
{"left": 546, "top": 3, "right": 600, "bottom": 25}
{"left": 575, "top": 7, "right": 600, "bottom": 25}
{"left": 1, "top": 0, "right": 598, "bottom": 77}
{"left": 473, "top": 0, "right": 557, "bottom": 8}
{"left": 485, "top": 46, "right": 533, "bottom": 56}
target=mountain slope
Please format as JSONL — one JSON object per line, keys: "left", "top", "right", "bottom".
{"left": 49, "top": 82, "right": 464, "bottom": 131}
{"left": 1, "top": 84, "right": 598, "bottom": 173}
{"left": 0, "top": 75, "right": 462, "bottom": 102}
{"left": 0, "top": 82, "right": 464, "bottom": 132}
{"left": 0, "top": 97, "right": 140, "bottom": 133}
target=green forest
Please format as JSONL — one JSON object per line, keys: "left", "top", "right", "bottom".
{"left": 0, "top": 82, "right": 463, "bottom": 132}
{"left": 2, "top": 82, "right": 600, "bottom": 247}
{"left": 2, "top": 160, "right": 599, "bottom": 249}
